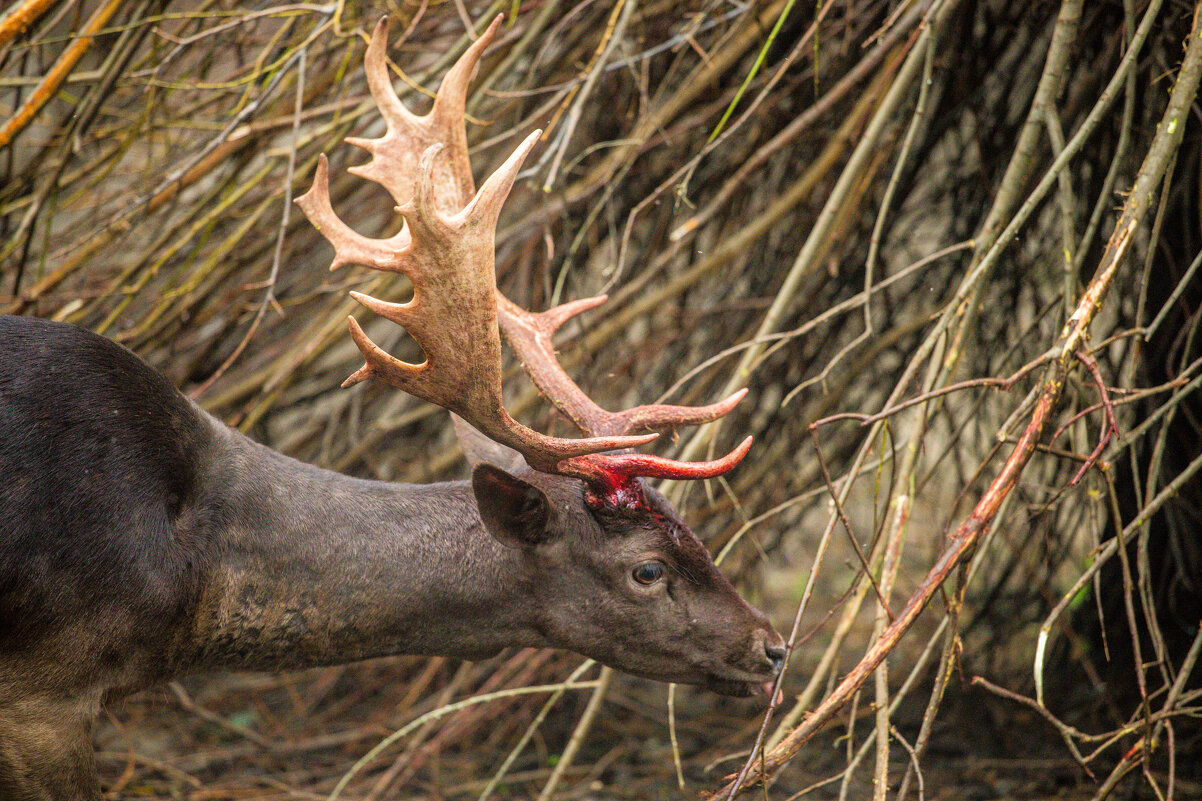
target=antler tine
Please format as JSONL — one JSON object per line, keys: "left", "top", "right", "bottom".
{"left": 295, "top": 155, "right": 410, "bottom": 273}
{"left": 497, "top": 294, "right": 749, "bottom": 434}
{"left": 563, "top": 436, "right": 755, "bottom": 492}
{"left": 497, "top": 293, "right": 752, "bottom": 485}
{"left": 345, "top": 15, "right": 502, "bottom": 211}
{"left": 617, "top": 388, "right": 749, "bottom": 433}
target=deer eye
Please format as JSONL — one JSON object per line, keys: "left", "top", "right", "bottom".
{"left": 632, "top": 561, "right": 664, "bottom": 585}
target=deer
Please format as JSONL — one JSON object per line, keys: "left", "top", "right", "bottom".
{"left": 0, "top": 16, "right": 785, "bottom": 800}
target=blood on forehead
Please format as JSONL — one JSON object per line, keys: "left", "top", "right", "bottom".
{"left": 583, "top": 471, "right": 645, "bottom": 510}
{"left": 584, "top": 475, "right": 689, "bottom": 547}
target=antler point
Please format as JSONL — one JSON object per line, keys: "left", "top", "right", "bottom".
{"left": 342, "top": 367, "right": 371, "bottom": 389}
{"left": 345, "top": 136, "right": 376, "bottom": 153}
{"left": 477, "top": 14, "right": 504, "bottom": 47}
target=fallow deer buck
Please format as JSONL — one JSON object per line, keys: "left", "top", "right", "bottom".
{"left": 0, "top": 15, "right": 784, "bottom": 800}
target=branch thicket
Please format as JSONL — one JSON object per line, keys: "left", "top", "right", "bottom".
{"left": 4, "top": 1, "right": 1202, "bottom": 798}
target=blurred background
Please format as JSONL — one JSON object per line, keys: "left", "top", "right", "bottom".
{"left": 3, "top": 0, "right": 1201, "bottom": 797}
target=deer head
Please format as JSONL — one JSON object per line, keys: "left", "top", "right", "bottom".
{"left": 296, "top": 16, "right": 784, "bottom": 696}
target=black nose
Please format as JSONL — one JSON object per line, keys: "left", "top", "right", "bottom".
{"left": 765, "top": 641, "right": 787, "bottom": 674}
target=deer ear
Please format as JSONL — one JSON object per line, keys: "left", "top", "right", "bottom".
{"left": 472, "top": 463, "right": 552, "bottom": 549}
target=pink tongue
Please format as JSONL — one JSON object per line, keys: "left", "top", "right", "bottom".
{"left": 761, "top": 682, "right": 784, "bottom": 706}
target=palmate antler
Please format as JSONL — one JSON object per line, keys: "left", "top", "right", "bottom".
{"left": 296, "top": 15, "right": 751, "bottom": 495}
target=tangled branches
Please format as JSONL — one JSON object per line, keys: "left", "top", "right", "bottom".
{"left": 4, "top": 0, "right": 1202, "bottom": 798}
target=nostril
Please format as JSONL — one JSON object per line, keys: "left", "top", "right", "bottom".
{"left": 765, "top": 641, "right": 787, "bottom": 673}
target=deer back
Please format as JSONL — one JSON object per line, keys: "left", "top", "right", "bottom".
{"left": 0, "top": 314, "right": 215, "bottom": 686}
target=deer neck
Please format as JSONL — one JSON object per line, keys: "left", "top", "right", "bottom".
{"left": 181, "top": 423, "right": 543, "bottom": 675}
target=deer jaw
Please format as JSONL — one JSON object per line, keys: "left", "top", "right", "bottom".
{"left": 472, "top": 465, "right": 784, "bottom": 696}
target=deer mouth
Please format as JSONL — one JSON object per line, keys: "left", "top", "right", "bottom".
{"left": 704, "top": 674, "right": 775, "bottom": 698}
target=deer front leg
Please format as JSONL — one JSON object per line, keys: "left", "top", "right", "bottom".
{"left": 0, "top": 695, "right": 101, "bottom": 801}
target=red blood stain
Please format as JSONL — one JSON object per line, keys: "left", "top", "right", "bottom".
{"left": 584, "top": 475, "right": 686, "bottom": 545}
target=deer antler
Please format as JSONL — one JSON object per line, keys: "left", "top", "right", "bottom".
{"left": 297, "top": 15, "right": 751, "bottom": 492}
